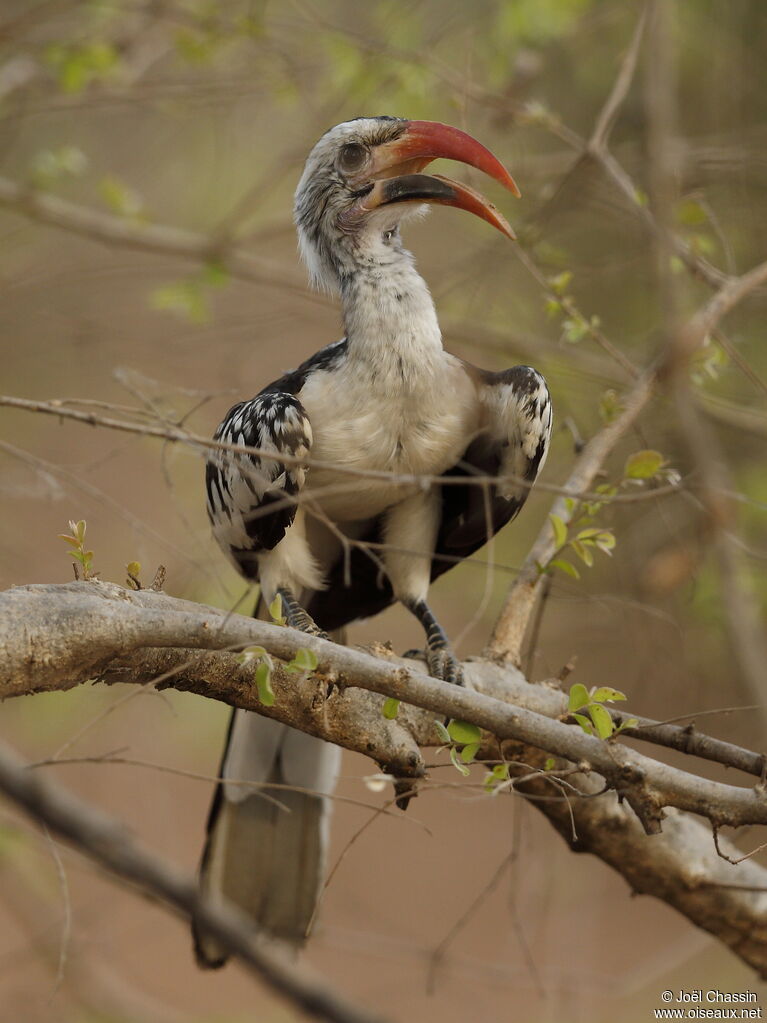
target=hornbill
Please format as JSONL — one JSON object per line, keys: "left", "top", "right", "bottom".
{"left": 194, "top": 116, "right": 552, "bottom": 965}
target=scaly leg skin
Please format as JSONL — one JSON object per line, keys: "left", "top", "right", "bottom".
{"left": 404, "top": 598, "right": 465, "bottom": 687}
{"left": 276, "top": 587, "right": 329, "bottom": 640}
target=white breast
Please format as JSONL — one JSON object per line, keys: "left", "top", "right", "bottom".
{"left": 300, "top": 354, "right": 478, "bottom": 521}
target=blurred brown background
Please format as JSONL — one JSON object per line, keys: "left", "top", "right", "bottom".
{"left": 1, "top": 1, "right": 765, "bottom": 1021}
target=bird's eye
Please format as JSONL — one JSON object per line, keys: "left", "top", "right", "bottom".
{"left": 338, "top": 143, "right": 367, "bottom": 174}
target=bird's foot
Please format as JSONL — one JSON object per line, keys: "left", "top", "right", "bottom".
{"left": 401, "top": 648, "right": 426, "bottom": 662}
{"left": 275, "top": 587, "right": 329, "bottom": 640}
{"left": 426, "top": 643, "right": 465, "bottom": 687}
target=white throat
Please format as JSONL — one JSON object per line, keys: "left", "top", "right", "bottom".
{"left": 340, "top": 238, "right": 444, "bottom": 395}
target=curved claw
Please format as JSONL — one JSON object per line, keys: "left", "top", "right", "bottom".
{"left": 427, "top": 646, "right": 465, "bottom": 687}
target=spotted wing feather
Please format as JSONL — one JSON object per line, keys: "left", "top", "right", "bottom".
{"left": 433, "top": 365, "right": 552, "bottom": 575}
{"left": 205, "top": 392, "right": 312, "bottom": 578}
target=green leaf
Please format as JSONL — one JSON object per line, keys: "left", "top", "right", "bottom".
{"left": 382, "top": 697, "right": 400, "bottom": 720}
{"left": 548, "top": 270, "right": 573, "bottom": 295}
{"left": 595, "top": 531, "right": 616, "bottom": 553}
{"left": 568, "top": 683, "right": 590, "bottom": 711}
{"left": 588, "top": 703, "right": 614, "bottom": 739}
{"left": 175, "top": 27, "right": 218, "bottom": 63}
{"left": 624, "top": 449, "right": 666, "bottom": 480}
{"left": 150, "top": 280, "right": 207, "bottom": 324}
{"left": 449, "top": 746, "right": 470, "bottom": 777}
{"left": 544, "top": 757, "right": 556, "bottom": 771}
{"left": 99, "top": 175, "right": 144, "bottom": 219}
{"left": 460, "top": 741, "right": 480, "bottom": 764}
{"left": 572, "top": 712, "right": 593, "bottom": 735}
{"left": 615, "top": 717, "right": 639, "bottom": 734}
{"left": 599, "top": 388, "right": 621, "bottom": 424}
{"left": 239, "top": 645, "right": 266, "bottom": 662}
{"left": 434, "top": 720, "right": 451, "bottom": 743}
{"left": 254, "top": 660, "right": 275, "bottom": 706}
{"left": 549, "top": 513, "right": 568, "bottom": 549}
{"left": 288, "top": 647, "right": 318, "bottom": 672}
{"left": 591, "top": 687, "right": 627, "bottom": 703}
{"left": 562, "top": 315, "right": 588, "bottom": 344}
{"left": 676, "top": 197, "right": 707, "bottom": 227}
{"left": 550, "top": 558, "right": 580, "bottom": 579}
{"left": 570, "top": 540, "right": 594, "bottom": 567}
{"left": 201, "top": 261, "right": 229, "bottom": 288}
{"left": 447, "top": 720, "right": 481, "bottom": 745}
{"left": 484, "top": 762, "right": 510, "bottom": 792}
{"left": 46, "top": 40, "right": 118, "bottom": 93}
{"left": 30, "top": 144, "right": 88, "bottom": 186}
{"left": 126, "top": 561, "right": 141, "bottom": 577}
{"left": 268, "top": 594, "right": 286, "bottom": 625}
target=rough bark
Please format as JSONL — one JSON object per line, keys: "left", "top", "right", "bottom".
{"left": 1, "top": 580, "right": 766, "bottom": 977}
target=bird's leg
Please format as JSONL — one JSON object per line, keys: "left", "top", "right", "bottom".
{"left": 382, "top": 490, "right": 464, "bottom": 686}
{"left": 275, "top": 587, "right": 329, "bottom": 640}
{"left": 404, "top": 598, "right": 465, "bottom": 687}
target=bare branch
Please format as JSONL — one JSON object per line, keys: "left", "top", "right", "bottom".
{"left": 588, "top": 6, "right": 648, "bottom": 153}
{"left": 485, "top": 369, "right": 656, "bottom": 664}
{"left": 0, "top": 175, "right": 321, "bottom": 303}
{"left": 0, "top": 740, "right": 387, "bottom": 1023}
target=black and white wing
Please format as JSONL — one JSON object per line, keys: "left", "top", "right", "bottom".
{"left": 433, "top": 364, "right": 552, "bottom": 578}
{"left": 205, "top": 391, "right": 312, "bottom": 579}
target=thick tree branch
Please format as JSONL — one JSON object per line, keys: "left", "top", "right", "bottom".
{"left": 2, "top": 581, "right": 765, "bottom": 975}
{"left": 514, "top": 763, "right": 767, "bottom": 978}
{"left": 3, "top": 581, "right": 766, "bottom": 831}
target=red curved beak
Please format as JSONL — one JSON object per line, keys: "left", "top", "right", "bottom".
{"left": 386, "top": 120, "right": 520, "bottom": 198}
{"left": 354, "top": 120, "right": 519, "bottom": 240}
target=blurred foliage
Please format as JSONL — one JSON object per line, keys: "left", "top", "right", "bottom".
{"left": 0, "top": 2, "right": 766, "bottom": 1016}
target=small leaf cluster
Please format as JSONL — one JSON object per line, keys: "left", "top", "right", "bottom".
{"left": 545, "top": 448, "right": 678, "bottom": 581}
{"left": 239, "top": 593, "right": 319, "bottom": 706}
{"left": 237, "top": 643, "right": 318, "bottom": 708}
{"left": 59, "top": 519, "right": 97, "bottom": 580}
{"left": 483, "top": 761, "right": 511, "bottom": 793}
{"left": 173, "top": 7, "right": 264, "bottom": 64}
{"left": 433, "top": 719, "right": 482, "bottom": 776}
{"left": 691, "top": 334, "right": 728, "bottom": 386}
{"left": 99, "top": 175, "right": 146, "bottom": 220}
{"left": 150, "top": 262, "right": 229, "bottom": 324}
{"left": 599, "top": 388, "right": 623, "bottom": 425}
{"left": 237, "top": 646, "right": 276, "bottom": 706}
{"left": 547, "top": 508, "right": 616, "bottom": 580}
{"left": 568, "top": 683, "right": 637, "bottom": 739}
{"left": 544, "top": 270, "right": 601, "bottom": 345}
{"left": 30, "top": 145, "right": 88, "bottom": 188}
{"left": 45, "top": 40, "right": 119, "bottom": 93}
{"left": 674, "top": 195, "right": 718, "bottom": 273}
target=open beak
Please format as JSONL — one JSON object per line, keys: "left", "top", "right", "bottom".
{"left": 353, "top": 120, "right": 519, "bottom": 240}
